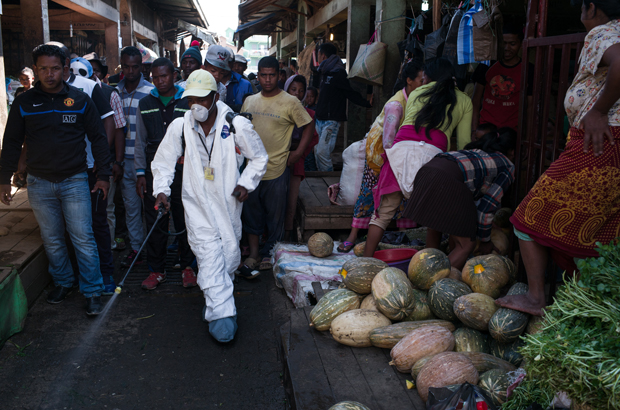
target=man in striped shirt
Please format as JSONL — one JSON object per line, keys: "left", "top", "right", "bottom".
{"left": 116, "top": 46, "right": 154, "bottom": 267}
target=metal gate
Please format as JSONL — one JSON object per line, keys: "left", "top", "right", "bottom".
{"left": 513, "top": 0, "right": 586, "bottom": 204}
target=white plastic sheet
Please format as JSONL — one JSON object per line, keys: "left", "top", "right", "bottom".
{"left": 271, "top": 242, "right": 356, "bottom": 307}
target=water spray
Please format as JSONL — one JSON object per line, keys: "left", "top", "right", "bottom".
{"left": 115, "top": 204, "right": 167, "bottom": 294}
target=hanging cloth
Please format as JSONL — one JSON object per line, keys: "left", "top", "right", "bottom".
{"left": 472, "top": 3, "right": 503, "bottom": 61}
{"left": 442, "top": 9, "right": 468, "bottom": 80}
{"left": 424, "top": 12, "right": 452, "bottom": 63}
{"left": 457, "top": 0, "right": 490, "bottom": 66}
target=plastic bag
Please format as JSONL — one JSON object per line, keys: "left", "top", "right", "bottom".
{"left": 348, "top": 31, "right": 388, "bottom": 86}
{"left": 427, "top": 383, "right": 497, "bottom": 410}
{"left": 424, "top": 13, "right": 452, "bottom": 63}
{"left": 336, "top": 140, "right": 366, "bottom": 206}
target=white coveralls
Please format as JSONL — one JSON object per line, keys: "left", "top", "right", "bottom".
{"left": 151, "top": 101, "right": 268, "bottom": 322}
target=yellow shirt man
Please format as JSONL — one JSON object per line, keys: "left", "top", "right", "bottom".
{"left": 241, "top": 91, "right": 312, "bottom": 180}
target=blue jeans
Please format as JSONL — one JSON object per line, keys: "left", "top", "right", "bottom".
{"left": 120, "top": 158, "right": 145, "bottom": 250}
{"left": 314, "top": 120, "right": 342, "bottom": 172}
{"left": 27, "top": 172, "right": 104, "bottom": 297}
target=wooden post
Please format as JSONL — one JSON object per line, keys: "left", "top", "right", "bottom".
{"left": 433, "top": 0, "right": 442, "bottom": 31}
{"left": 21, "top": 0, "right": 47, "bottom": 67}
{"left": 0, "top": 18, "right": 7, "bottom": 141}
{"left": 41, "top": 0, "right": 50, "bottom": 43}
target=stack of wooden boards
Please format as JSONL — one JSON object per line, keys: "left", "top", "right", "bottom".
{"left": 0, "top": 188, "right": 50, "bottom": 306}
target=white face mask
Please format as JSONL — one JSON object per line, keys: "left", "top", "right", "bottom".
{"left": 191, "top": 104, "right": 210, "bottom": 122}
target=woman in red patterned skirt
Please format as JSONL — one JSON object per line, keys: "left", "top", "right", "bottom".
{"left": 497, "top": 0, "right": 620, "bottom": 316}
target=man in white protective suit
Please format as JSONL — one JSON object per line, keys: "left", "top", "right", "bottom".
{"left": 150, "top": 70, "right": 268, "bottom": 342}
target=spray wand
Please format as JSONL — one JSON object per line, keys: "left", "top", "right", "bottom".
{"left": 115, "top": 204, "right": 167, "bottom": 294}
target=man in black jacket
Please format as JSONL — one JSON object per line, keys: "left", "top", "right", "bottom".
{"left": 314, "top": 43, "right": 371, "bottom": 171}
{"left": 0, "top": 44, "right": 111, "bottom": 315}
{"left": 134, "top": 57, "right": 195, "bottom": 290}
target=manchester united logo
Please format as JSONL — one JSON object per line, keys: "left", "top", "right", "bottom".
{"left": 64, "top": 98, "right": 74, "bottom": 107}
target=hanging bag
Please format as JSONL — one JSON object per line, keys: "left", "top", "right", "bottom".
{"left": 348, "top": 31, "right": 388, "bottom": 86}
{"left": 424, "top": 13, "right": 452, "bottom": 63}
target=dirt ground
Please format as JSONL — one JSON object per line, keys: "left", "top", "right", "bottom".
{"left": 0, "top": 261, "right": 295, "bottom": 410}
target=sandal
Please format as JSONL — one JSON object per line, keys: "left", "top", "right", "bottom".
{"left": 337, "top": 241, "right": 355, "bottom": 253}
{"left": 258, "top": 257, "right": 273, "bottom": 271}
{"left": 242, "top": 257, "right": 259, "bottom": 270}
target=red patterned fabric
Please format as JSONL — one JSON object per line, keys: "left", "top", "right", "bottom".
{"left": 511, "top": 127, "right": 620, "bottom": 259}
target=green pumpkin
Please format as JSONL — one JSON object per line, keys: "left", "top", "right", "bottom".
{"left": 369, "top": 320, "right": 456, "bottom": 349}
{"left": 488, "top": 283, "right": 530, "bottom": 343}
{"left": 461, "top": 255, "right": 511, "bottom": 298}
{"left": 309, "top": 289, "right": 361, "bottom": 331}
{"left": 489, "top": 338, "right": 524, "bottom": 366}
{"left": 453, "top": 293, "right": 499, "bottom": 331}
{"left": 371, "top": 267, "right": 416, "bottom": 321}
{"left": 453, "top": 327, "right": 489, "bottom": 353}
{"left": 458, "top": 351, "right": 517, "bottom": 373}
{"left": 403, "top": 289, "right": 435, "bottom": 321}
{"left": 428, "top": 278, "right": 472, "bottom": 321}
{"left": 493, "top": 208, "right": 513, "bottom": 228}
{"left": 478, "top": 369, "right": 511, "bottom": 406}
{"left": 408, "top": 248, "right": 451, "bottom": 290}
{"left": 328, "top": 401, "right": 373, "bottom": 410}
{"left": 343, "top": 257, "right": 389, "bottom": 294}
{"left": 307, "top": 232, "right": 334, "bottom": 257}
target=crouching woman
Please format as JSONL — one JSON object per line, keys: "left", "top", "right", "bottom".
{"left": 402, "top": 128, "right": 517, "bottom": 270}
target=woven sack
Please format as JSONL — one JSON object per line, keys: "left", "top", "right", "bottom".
{"left": 348, "top": 32, "right": 387, "bottom": 86}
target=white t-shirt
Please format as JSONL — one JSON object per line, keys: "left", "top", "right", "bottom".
{"left": 68, "top": 74, "right": 114, "bottom": 168}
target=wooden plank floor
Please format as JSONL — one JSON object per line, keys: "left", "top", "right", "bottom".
{"left": 280, "top": 304, "right": 425, "bottom": 410}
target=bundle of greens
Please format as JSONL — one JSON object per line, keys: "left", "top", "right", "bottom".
{"left": 516, "top": 240, "right": 620, "bottom": 409}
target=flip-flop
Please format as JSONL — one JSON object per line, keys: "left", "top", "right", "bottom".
{"left": 337, "top": 241, "right": 355, "bottom": 253}
{"left": 242, "top": 257, "right": 259, "bottom": 270}
{"left": 258, "top": 257, "right": 273, "bottom": 271}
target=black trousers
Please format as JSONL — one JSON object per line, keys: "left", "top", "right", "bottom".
{"left": 88, "top": 169, "right": 115, "bottom": 282}
{"left": 144, "top": 164, "right": 194, "bottom": 273}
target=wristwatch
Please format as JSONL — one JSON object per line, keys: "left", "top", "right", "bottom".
{"left": 114, "top": 160, "right": 125, "bottom": 167}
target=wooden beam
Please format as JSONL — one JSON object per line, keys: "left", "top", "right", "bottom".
{"left": 433, "top": 0, "right": 441, "bottom": 31}
{"left": 271, "top": 3, "right": 310, "bottom": 17}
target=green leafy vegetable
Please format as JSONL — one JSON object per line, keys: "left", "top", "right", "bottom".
{"left": 514, "top": 240, "right": 620, "bottom": 409}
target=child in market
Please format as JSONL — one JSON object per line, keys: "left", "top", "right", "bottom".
{"left": 283, "top": 75, "right": 319, "bottom": 240}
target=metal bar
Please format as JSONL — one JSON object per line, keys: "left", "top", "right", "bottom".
{"left": 525, "top": 45, "right": 546, "bottom": 191}
{"left": 552, "top": 42, "right": 573, "bottom": 162}
{"left": 537, "top": 44, "right": 555, "bottom": 177}
{"left": 538, "top": 0, "right": 548, "bottom": 37}
{"left": 524, "top": 32, "right": 586, "bottom": 47}
{"left": 513, "top": 0, "right": 538, "bottom": 211}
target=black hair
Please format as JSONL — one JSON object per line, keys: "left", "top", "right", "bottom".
{"left": 476, "top": 122, "right": 498, "bottom": 134}
{"left": 572, "top": 0, "right": 620, "bottom": 19}
{"left": 503, "top": 21, "right": 524, "bottom": 41}
{"left": 402, "top": 60, "right": 424, "bottom": 82}
{"left": 464, "top": 127, "right": 517, "bottom": 156}
{"left": 318, "top": 43, "right": 338, "bottom": 58}
{"left": 290, "top": 60, "right": 298, "bottom": 69}
{"left": 33, "top": 44, "right": 66, "bottom": 66}
{"left": 413, "top": 58, "right": 457, "bottom": 140}
{"left": 152, "top": 57, "right": 174, "bottom": 74}
{"left": 279, "top": 69, "right": 287, "bottom": 76}
{"left": 306, "top": 86, "right": 318, "bottom": 96}
{"left": 248, "top": 73, "right": 256, "bottom": 80}
{"left": 121, "top": 46, "right": 142, "bottom": 59}
{"left": 45, "top": 41, "right": 70, "bottom": 65}
{"left": 291, "top": 74, "right": 307, "bottom": 91}
{"left": 20, "top": 67, "right": 35, "bottom": 77}
{"left": 258, "top": 56, "right": 279, "bottom": 71}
